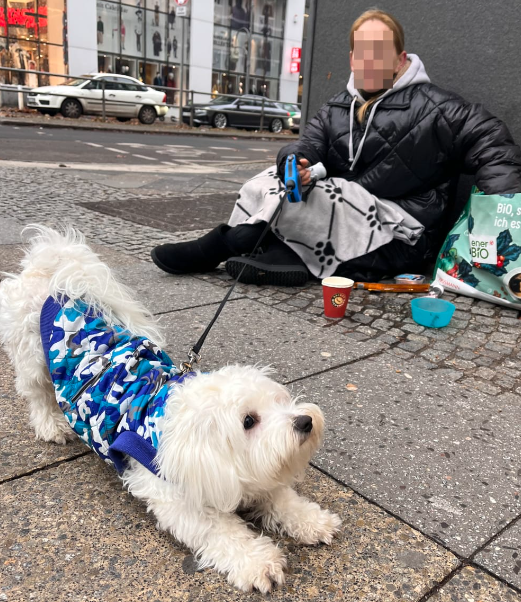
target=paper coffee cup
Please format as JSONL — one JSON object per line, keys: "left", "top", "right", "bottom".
{"left": 321, "top": 277, "right": 354, "bottom": 318}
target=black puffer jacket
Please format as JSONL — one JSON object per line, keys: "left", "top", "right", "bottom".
{"left": 278, "top": 64, "right": 521, "bottom": 261}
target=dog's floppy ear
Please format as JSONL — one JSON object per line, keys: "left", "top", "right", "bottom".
{"left": 157, "top": 413, "right": 243, "bottom": 513}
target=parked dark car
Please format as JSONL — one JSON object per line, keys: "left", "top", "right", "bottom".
{"left": 182, "top": 95, "right": 293, "bottom": 132}
{"left": 276, "top": 102, "right": 301, "bottom": 134}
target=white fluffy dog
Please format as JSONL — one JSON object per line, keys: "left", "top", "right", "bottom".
{"left": 0, "top": 226, "right": 341, "bottom": 593}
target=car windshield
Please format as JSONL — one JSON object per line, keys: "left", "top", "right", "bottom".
{"left": 209, "top": 95, "right": 236, "bottom": 105}
{"left": 62, "top": 76, "right": 91, "bottom": 87}
{"left": 280, "top": 103, "right": 299, "bottom": 112}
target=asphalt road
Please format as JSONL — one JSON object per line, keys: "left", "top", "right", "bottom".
{"left": 0, "top": 124, "right": 285, "bottom": 167}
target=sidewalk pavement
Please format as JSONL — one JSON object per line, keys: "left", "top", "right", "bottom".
{"left": 1, "top": 160, "right": 521, "bottom": 601}
{"left": 0, "top": 109, "right": 298, "bottom": 140}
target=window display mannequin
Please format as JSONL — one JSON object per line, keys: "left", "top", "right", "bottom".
{"left": 27, "top": 58, "right": 38, "bottom": 88}
{"left": 172, "top": 36, "right": 177, "bottom": 58}
{"left": 154, "top": 1, "right": 160, "bottom": 26}
{"left": 153, "top": 71, "right": 163, "bottom": 87}
{"left": 121, "top": 20, "right": 126, "bottom": 50}
{"left": 136, "top": 1, "right": 143, "bottom": 22}
{"left": 9, "top": 42, "right": 28, "bottom": 85}
{"left": 152, "top": 31, "right": 162, "bottom": 57}
{"left": 0, "top": 44, "right": 12, "bottom": 84}
{"left": 97, "top": 16, "right": 104, "bottom": 45}
{"left": 166, "top": 71, "right": 175, "bottom": 104}
{"left": 168, "top": 6, "right": 176, "bottom": 29}
{"left": 135, "top": 27, "right": 142, "bottom": 53}
{"left": 231, "top": 0, "right": 249, "bottom": 30}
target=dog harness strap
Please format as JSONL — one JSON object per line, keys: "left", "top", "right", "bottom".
{"left": 107, "top": 431, "right": 159, "bottom": 475}
{"left": 189, "top": 192, "right": 288, "bottom": 362}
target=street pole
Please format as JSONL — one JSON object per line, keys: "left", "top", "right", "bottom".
{"left": 245, "top": 3, "right": 253, "bottom": 95}
{"left": 178, "top": 15, "right": 185, "bottom": 125}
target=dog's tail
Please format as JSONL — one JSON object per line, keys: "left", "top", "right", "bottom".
{"left": 20, "top": 224, "right": 165, "bottom": 345}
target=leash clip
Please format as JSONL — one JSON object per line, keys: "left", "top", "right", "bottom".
{"left": 178, "top": 347, "right": 201, "bottom": 375}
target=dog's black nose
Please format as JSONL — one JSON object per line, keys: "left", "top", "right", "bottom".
{"left": 294, "top": 415, "right": 313, "bottom": 433}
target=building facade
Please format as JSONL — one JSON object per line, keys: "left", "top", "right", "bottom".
{"left": 0, "top": 0, "right": 68, "bottom": 86}
{"left": 0, "top": 0, "right": 305, "bottom": 103}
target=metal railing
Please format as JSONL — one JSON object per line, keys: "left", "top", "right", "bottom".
{"left": 0, "top": 66, "right": 301, "bottom": 133}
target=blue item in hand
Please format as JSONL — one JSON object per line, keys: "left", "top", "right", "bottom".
{"left": 285, "top": 154, "right": 302, "bottom": 203}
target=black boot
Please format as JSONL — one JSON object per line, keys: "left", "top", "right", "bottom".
{"left": 151, "top": 222, "right": 270, "bottom": 275}
{"left": 225, "top": 237, "right": 309, "bottom": 286}
{"left": 151, "top": 224, "right": 236, "bottom": 274}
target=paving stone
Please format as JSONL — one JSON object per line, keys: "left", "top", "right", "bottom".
{"left": 0, "top": 459, "right": 458, "bottom": 602}
{"left": 371, "top": 319, "right": 393, "bottom": 331}
{"left": 302, "top": 355, "right": 521, "bottom": 556}
{"left": 471, "top": 307, "right": 496, "bottom": 317}
{"left": 445, "top": 358, "right": 476, "bottom": 371}
{"left": 474, "top": 367, "right": 496, "bottom": 381}
{"left": 430, "top": 566, "right": 521, "bottom": 602}
{"left": 460, "top": 378, "right": 502, "bottom": 396}
{"left": 356, "top": 325, "right": 378, "bottom": 337}
{"left": 398, "top": 340, "right": 427, "bottom": 353}
{"left": 351, "top": 313, "right": 374, "bottom": 325}
{"left": 484, "top": 342, "right": 514, "bottom": 355}
{"left": 421, "top": 349, "right": 450, "bottom": 362}
{"left": 401, "top": 323, "right": 426, "bottom": 334}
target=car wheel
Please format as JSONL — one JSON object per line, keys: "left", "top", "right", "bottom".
{"left": 213, "top": 112, "right": 228, "bottom": 129}
{"left": 61, "top": 98, "right": 82, "bottom": 119}
{"left": 270, "top": 118, "right": 283, "bottom": 133}
{"left": 116, "top": 117, "right": 131, "bottom": 122}
{"left": 138, "top": 105, "right": 157, "bottom": 125}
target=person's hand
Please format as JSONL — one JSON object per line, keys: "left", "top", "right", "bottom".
{"left": 297, "top": 158, "right": 312, "bottom": 186}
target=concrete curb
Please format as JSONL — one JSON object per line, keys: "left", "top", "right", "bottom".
{"left": 0, "top": 116, "right": 299, "bottom": 141}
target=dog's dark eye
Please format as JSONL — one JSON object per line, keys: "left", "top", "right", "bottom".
{"left": 243, "top": 415, "right": 256, "bottom": 430}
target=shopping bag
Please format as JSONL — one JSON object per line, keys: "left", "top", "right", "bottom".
{"left": 434, "top": 187, "right": 521, "bottom": 308}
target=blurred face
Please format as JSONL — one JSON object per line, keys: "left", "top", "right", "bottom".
{"left": 350, "top": 19, "right": 406, "bottom": 92}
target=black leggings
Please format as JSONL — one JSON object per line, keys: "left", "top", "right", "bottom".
{"left": 333, "top": 236, "right": 430, "bottom": 282}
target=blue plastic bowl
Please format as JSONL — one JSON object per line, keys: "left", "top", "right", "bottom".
{"left": 410, "top": 297, "right": 456, "bottom": 328}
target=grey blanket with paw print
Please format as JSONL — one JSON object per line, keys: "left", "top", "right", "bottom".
{"left": 228, "top": 166, "right": 425, "bottom": 279}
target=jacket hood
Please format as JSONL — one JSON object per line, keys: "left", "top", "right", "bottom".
{"left": 346, "top": 54, "right": 431, "bottom": 172}
{"left": 346, "top": 53, "right": 431, "bottom": 100}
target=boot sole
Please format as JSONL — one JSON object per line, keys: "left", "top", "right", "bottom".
{"left": 150, "top": 248, "right": 187, "bottom": 275}
{"left": 226, "top": 258, "right": 309, "bottom": 287}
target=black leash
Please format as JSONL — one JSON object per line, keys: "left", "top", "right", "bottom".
{"left": 178, "top": 191, "right": 288, "bottom": 375}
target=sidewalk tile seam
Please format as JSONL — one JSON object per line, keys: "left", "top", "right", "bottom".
{"left": 0, "top": 450, "right": 91, "bottom": 486}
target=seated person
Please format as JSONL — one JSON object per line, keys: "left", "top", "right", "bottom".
{"left": 152, "top": 9, "right": 521, "bottom": 286}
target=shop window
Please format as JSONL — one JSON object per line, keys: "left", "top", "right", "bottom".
{"left": 39, "top": 0, "right": 65, "bottom": 46}
{"left": 120, "top": 2, "right": 143, "bottom": 57}
{"left": 146, "top": 7, "right": 167, "bottom": 61}
{"left": 96, "top": 0, "right": 121, "bottom": 55}
{"left": 0, "top": 36, "right": 9, "bottom": 83}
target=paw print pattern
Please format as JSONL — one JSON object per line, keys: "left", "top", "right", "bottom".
{"left": 314, "top": 240, "right": 336, "bottom": 266}
{"left": 365, "top": 204, "right": 382, "bottom": 231}
{"left": 321, "top": 182, "right": 344, "bottom": 202}
{"left": 268, "top": 179, "right": 285, "bottom": 197}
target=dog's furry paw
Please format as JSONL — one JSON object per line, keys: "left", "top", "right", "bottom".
{"left": 229, "top": 540, "right": 287, "bottom": 593}
{"left": 34, "top": 415, "right": 75, "bottom": 445}
{"left": 291, "top": 509, "right": 342, "bottom": 545}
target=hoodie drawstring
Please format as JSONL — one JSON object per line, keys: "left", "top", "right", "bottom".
{"left": 349, "top": 95, "right": 384, "bottom": 172}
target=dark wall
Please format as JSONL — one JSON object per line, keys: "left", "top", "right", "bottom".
{"left": 304, "top": 0, "right": 521, "bottom": 145}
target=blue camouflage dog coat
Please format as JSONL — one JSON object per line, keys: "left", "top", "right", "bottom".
{"left": 40, "top": 296, "right": 193, "bottom": 475}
